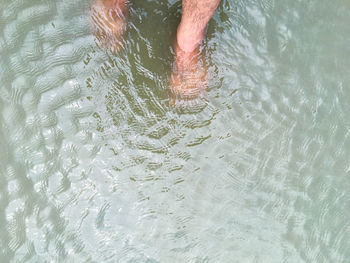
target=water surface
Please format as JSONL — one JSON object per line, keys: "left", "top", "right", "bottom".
{"left": 0, "top": 0, "right": 350, "bottom": 262}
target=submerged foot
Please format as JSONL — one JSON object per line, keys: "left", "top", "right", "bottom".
{"left": 169, "top": 39, "right": 208, "bottom": 107}
{"left": 90, "top": 0, "right": 128, "bottom": 53}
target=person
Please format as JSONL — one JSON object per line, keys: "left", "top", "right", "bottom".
{"left": 90, "top": 0, "right": 221, "bottom": 104}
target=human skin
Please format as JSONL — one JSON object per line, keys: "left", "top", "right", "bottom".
{"left": 90, "top": 0, "right": 128, "bottom": 53}
{"left": 169, "top": 0, "right": 221, "bottom": 104}
{"left": 90, "top": 0, "right": 221, "bottom": 103}
{"left": 177, "top": 0, "right": 221, "bottom": 52}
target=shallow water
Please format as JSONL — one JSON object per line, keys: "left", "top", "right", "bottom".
{"left": 1, "top": 0, "right": 350, "bottom": 262}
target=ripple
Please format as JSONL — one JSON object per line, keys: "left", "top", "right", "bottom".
{"left": 1, "top": 0, "right": 350, "bottom": 262}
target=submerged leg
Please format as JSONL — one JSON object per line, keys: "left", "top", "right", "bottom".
{"left": 90, "top": 0, "right": 129, "bottom": 53}
{"left": 170, "top": 0, "right": 221, "bottom": 104}
{"left": 89, "top": 0, "right": 221, "bottom": 104}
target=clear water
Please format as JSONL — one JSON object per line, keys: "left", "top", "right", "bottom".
{"left": 1, "top": 0, "right": 350, "bottom": 262}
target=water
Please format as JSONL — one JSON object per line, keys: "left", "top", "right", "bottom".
{"left": 1, "top": 0, "right": 350, "bottom": 262}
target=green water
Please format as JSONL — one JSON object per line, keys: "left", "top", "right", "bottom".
{"left": 1, "top": 0, "right": 350, "bottom": 262}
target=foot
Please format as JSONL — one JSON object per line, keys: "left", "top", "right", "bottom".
{"left": 90, "top": 0, "right": 128, "bottom": 53}
{"left": 169, "top": 35, "right": 208, "bottom": 107}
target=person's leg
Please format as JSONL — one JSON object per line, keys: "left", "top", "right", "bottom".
{"left": 90, "top": 0, "right": 221, "bottom": 103}
{"left": 90, "top": 0, "right": 128, "bottom": 53}
{"left": 170, "top": 0, "right": 221, "bottom": 103}
{"left": 177, "top": 0, "right": 221, "bottom": 52}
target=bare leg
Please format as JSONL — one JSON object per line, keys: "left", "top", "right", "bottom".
{"left": 177, "top": 0, "right": 221, "bottom": 52}
{"left": 90, "top": 0, "right": 220, "bottom": 104}
{"left": 90, "top": 0, "right": 128, "bottom": 53}
{"left": 170, "top": 0, "right": 221, "bottom": 104}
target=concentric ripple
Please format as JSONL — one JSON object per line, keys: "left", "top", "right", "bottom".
{"left": 1, "top": 0, "right": 350, "bottom": 262}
